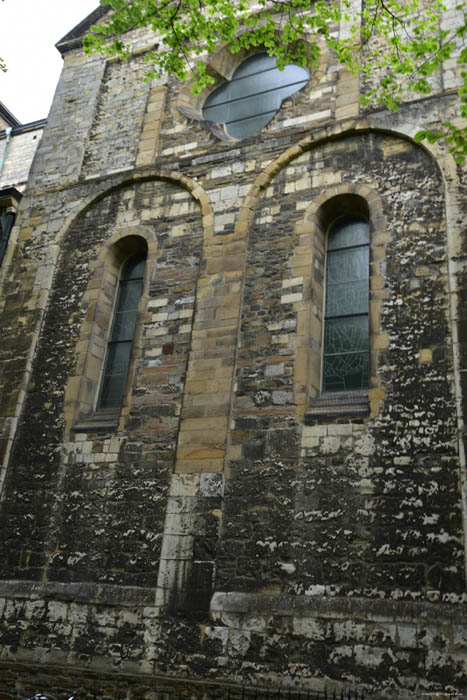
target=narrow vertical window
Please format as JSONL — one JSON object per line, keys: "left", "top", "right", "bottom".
{"left": 0, "top": 206, "right": 15, "bottom": 267}
{"left": 323, "top": 218, "right": 370, "bottom": 393}
{"left": 97, "top": 255, "right": 146, "bottom": 411}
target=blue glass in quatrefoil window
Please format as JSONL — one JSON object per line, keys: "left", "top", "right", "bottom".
{"left": 202, "top": 54, "right": 309, "bottom": 140}
{"left": 323, "top": 218, "right": 370, "bottom": 393}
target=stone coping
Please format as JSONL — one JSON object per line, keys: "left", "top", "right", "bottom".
{"left": 0, "top": 580, "right": 466, "bottom": 624}
{"left": 210, "top": 591, "right": 467, "bottom": 624}
{"left": 0, "top": 580, "right": 156, "bottom": 606}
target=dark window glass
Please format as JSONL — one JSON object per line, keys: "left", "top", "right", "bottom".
{"left": 97, "top": 256, "right": 145, "bottom": 411}
{"left": 0, "top": 206, "right": 15, "bottom": 267}
{"left": 203, "top": 54, "right": 308, "bottom": 139}
{"left": 323, "top": 218, "right": 370, "bottom": 393}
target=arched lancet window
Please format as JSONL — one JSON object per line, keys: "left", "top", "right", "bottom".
{"left": 97, "top": 255, "right": 146, "bottom": 411}
{"left": 0, "top": 188, "right": 21, "bottom": 268}
{"left": 323, "top": 218, "right": 370, "bottom": 393}
{"left": 0, "top": 206, "right": 15, "bottom": 267}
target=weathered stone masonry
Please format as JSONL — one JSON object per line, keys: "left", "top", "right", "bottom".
{"left": 0, "top": 5, "right": 467, "bottom": 698}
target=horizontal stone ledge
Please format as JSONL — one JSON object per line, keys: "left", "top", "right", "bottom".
{"left": 210, "top": 591, "right": 467, "bottom": 624}
{"left": 0, "top": 660, "right": 360, "bottom": 699}
{"left": 2, "top": 580, "right": 466, "bottom": 625}
{"left": 0, "top": 579, "right": 156, "bottom": 607}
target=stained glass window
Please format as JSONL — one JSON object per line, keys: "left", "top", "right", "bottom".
{"left": 202, "top": 54, "right": 309, "bottom": 140}
{"left": 97, "top": 256, "right": 145, "bottom": 410}
{"left": 323, "top": 218, "right": 370, "bottom": 393}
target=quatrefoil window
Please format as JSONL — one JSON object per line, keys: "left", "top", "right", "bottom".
{"left": 202, "top": 53, "right": 309, "bottom": 140}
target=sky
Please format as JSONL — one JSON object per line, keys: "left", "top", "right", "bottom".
{"left": 1, "top": 0, "right": 100, "bottom": 124}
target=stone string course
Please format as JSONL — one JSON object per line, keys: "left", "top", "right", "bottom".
{"left": 0, "top": 4, "right": 466, "bottom": 699}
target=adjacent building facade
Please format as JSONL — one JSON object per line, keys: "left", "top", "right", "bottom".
{"left": 0, "top": 4, "right": 466, "bottom": 698}
{"left": 0, "top": 103, "right": 44, "bottom": 269}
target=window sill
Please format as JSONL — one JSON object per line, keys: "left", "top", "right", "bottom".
{"left": 71, "top": 412, "right": 120, "bottom": 433}
{"left": 304, "top": 390, "right": 369, "bottom": 424}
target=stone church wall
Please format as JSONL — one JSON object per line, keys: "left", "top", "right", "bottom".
{"left": 0, "top": 5, "right": 467, "bottom": 699}
{"left": 0, "top": 125, "right": 43, "bottom": 194}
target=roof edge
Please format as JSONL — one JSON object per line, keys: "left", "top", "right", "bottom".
{"left": 55, "top": 5, "right": 111, "bottom": 56}
{"left": 0, "top": 119, "right": 46, "bottom": 138}
{"left": 0, "top": 186, "right": 23, "bottom": 203}
{"left": 0, "top": 102, "right": 21, "bottom": 129}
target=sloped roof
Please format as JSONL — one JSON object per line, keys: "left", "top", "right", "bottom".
{"left": 0, "top": 102, "right": 21, "bottom": 128}
{"left": 55, "top": 5, "right": 110, "bottom": 55}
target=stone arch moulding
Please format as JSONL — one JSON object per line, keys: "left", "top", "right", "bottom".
{"left": 235, "top": 124, "right": 448, "bottom": 234}
{"left": 51, "top": 171, "right": 212, "bottom": 434}
{"left": 232, "top": 121, "right": 466, "bottom": 578}
{"left": 0, "top": 171, "right": 211, "bottom": 481}
{"left": 54, "top": 169, "right": 214, "bottom": 251}
{"left": 232, "top": 125, "right": 454, "bottom": 423}
{"left": 177, "top": 35, "right": 329, "bottom": 142}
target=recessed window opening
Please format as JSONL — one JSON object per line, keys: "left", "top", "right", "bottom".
{"left": 0, "top": 206, "right": 15, "bottom": 267}
{"left": 322, "top": 217, "right": 370, "bottom": 393}
{"left": 97, "top": 254, "right": 146, "bottom": 411}
{"left": 202, "top": 53, "right": 309, "bottom": 139}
